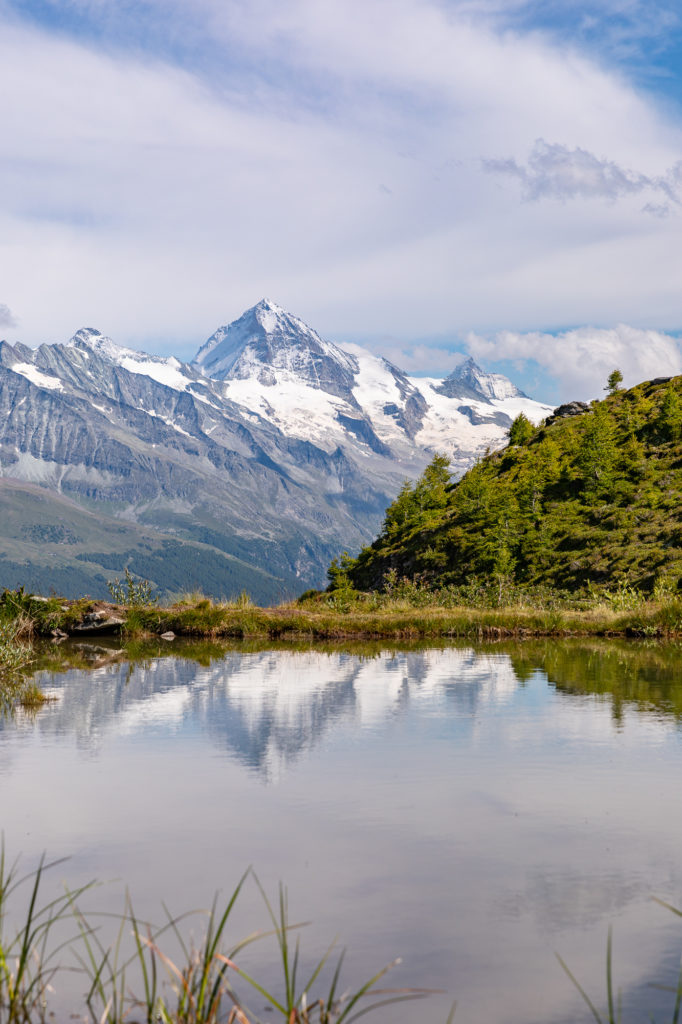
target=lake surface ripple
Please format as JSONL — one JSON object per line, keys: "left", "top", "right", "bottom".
{"left": 3, "top": 638, "right": 682, "bottom": 1023}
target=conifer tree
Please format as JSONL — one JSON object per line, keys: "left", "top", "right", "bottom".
{"left": 577, "top": 403, "right": 617, "bottom": 497}
{"left": 660, "top": 385, "right": 682, "bottom": 442}
{"left": 606, "top": 369, "right": 623, "bottom": 396}
{"left": 508, "top": 412, "right": 534, "bottom": 446}
{"left": 327, "top": 551, "right": 357, "bottom": 591}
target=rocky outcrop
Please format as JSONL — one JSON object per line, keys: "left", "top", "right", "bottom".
{"left": 545, "top": 401, "right": 590, "bottom": 426}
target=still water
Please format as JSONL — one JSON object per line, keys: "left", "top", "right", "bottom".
{"left": 3, "top": 638, "right": 682, "bottom": 1022}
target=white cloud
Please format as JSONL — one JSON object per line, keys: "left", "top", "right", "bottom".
{"left": 0, "top": 303, "right": 16, "bottom": 328}
{"left": 343, "top": 338, "right": 467, "bottom": 376}
{"left": 466, "top": 324, "right": 682, "bottom": 400}
{"left": 484, "top": 139, "right": 682, "bottom": 210}
{"left": 0, "top": 2, "right": 682, "bottom": 351}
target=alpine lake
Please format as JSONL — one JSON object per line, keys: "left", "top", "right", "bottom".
{"left": 3, "top": 637, "right": 682, "bottom": 1023}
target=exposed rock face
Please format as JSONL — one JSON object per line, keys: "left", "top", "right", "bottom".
{"left": 545, "top": 401, "right": 590, "bottom": 426}
{"left": 0, "top": 302, "right": 552, "bottom": 600}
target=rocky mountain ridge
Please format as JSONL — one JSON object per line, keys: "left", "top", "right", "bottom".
{"left": 0, "top": 300, "right": 552, "bottom": 601}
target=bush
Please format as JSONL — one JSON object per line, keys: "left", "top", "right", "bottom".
{"left": 107, "top": 568, "right": 157, "bottom": 608}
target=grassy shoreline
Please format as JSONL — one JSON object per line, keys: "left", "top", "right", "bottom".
{"left": 126, "top": 602, "right": 682, "bottom": 639}
{"left": 3, "top": 586, "right": 682, "bottom": 641}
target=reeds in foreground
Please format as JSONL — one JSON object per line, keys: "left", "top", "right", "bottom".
{"left": 0, "top": 848, "right": 93, "bottom": 1023}
{"left": 0, "top": 847, "right": 453, "bottom": 1024}
{"left": 558, "top": 906, "right": 682, "bottom": 1024}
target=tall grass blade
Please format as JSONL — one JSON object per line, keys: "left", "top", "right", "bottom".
{"left": 606, "top": 927, "right": 616, "bottom": 1024}
{"left": 652, "top": 896, "right": 682, "bottom": 919}
{"left": 672, "top": 956, "right": 682, "bottom": 1024}
{"left": 325, "top": 949, "right": 346, "bottom": 1018}
{"left": 556, "top": 952, "right": 604, "bottom": 1024}
{"left": 344, "top": 992, "right": 430, "bottom": 1022}
{"left": 299, "top": 935, "right": 338, "bottom": 1007}
{"left": 213, "top": 953, "right": 287, "bottom": 1015}
{"left": 334, "top": 957, "right": 402, "bottom": 1023}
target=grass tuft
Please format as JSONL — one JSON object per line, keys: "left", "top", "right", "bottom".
{"left": 0, "top": 852, "right": 443, "bottom": 1024}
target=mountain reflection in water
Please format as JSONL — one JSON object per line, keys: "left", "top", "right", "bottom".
{"left": 2, "top": 639, "right": 682, "bottom": 1024}
{"left": 16, "top": 643, "right": 522, "bottom": 778}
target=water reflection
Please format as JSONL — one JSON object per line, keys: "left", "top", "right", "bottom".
{"left": 507, "top": 638, "right": 682, "bottom": 722}
{"left": 14, "top": 642, "right": 522, "bottom": 779}
{"left": 1, "top": 639, "right": 682, "bottom": 1024}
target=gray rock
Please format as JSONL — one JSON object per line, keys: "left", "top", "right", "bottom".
{"left": 69, "top": 617, "right": 125, "bottom": 636}
{"left": 545, "top": 401, "right": 590, "bottom": 426}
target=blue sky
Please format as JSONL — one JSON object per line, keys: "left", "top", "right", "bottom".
{"left": 2, "top": 0, "right": 682, "bottom": 400}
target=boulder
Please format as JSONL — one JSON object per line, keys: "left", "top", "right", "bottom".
{"left": 545, "top": 401, "right": 590, "bottom": 426}
{"left": 69, "top": 617, "right": 125, "bottom": 636}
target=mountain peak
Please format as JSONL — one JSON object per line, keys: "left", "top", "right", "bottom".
{"left": 67, "top": 327, "right": 126, "bottom": 361}
{"left": 249, "top": 298, "right": 301, "bottom": 336}
{"left": 438, "top": 356, "right": 526, "bottom": 402}
{"left": 254, "top": 297, "right": 282, "bottom": 312}
{"left": 191, "top": 301, "right": 358, "bottom": 397}
{"left": 68, "top": 327, "right": 106, "bottom": 346}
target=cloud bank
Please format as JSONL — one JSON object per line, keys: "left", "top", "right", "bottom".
{"left": 0, "top": 0, "right": 681, "bottom": 389}
{"left": 466, "top": 325, "right": 682, "bottom": 400}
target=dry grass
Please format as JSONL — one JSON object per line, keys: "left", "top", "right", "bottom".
{"left": 4, "top": 583, "right": 682, "bottom": 643}
{"left": 118, "top": 597, "right": 682, "bottom": 642}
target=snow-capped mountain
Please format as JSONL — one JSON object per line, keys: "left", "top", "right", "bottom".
{"left": 0, "top": 301, "right": 552, "bottom": 601}
{"left": 191, "top": 299, "right": 549, "bottom": 470}
{"left": 193, "top": 299, "right": 358, "bottom": 400}
{"left": 437, "top": 356, "right": 525, "bottom": 402}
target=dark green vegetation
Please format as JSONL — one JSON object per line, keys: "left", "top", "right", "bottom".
{"left": 0, "top": 850, "right": 443, "bottom": 1024}
{"left": 340, "top": 375, "right": 682, "bottom": 597}
{"left": 0, "top": 479, "right": 289, "bottom": 605}
{"left": 499, "top": 637, "right": 682, "bottom": 723}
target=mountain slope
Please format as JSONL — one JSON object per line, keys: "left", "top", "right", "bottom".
{"left": 0, "top": 301, "right": 551, "bottom": 601}
{"left": 345, "top": 377, "right": 682, "bottom": 594}
{"left": 0, "top": 478, "right": 286, "bottom": 602}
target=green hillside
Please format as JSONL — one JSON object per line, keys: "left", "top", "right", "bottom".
{"left": 0, "top": 479, "right": 289, "bottom": 604}
{"left": 343, "top": 374, "right": 682, "bottom": 596}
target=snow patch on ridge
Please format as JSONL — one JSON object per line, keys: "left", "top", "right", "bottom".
{"left": 11, "top": 363, "right": 64, "bottom": 391}
{"left": 223, "top": 373, "right": 348, "bottom": 450}
{"left": 410, "top": 378, "right": 552, "bottom": 456}
{"left": 411, "top": 378, "right": 503, "bottom": 450}
{"left": 69, "top": 327, "right": 192, "bottom": 391}
{"left": 118, "top": 355, "right": 190, "bottom": 392}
